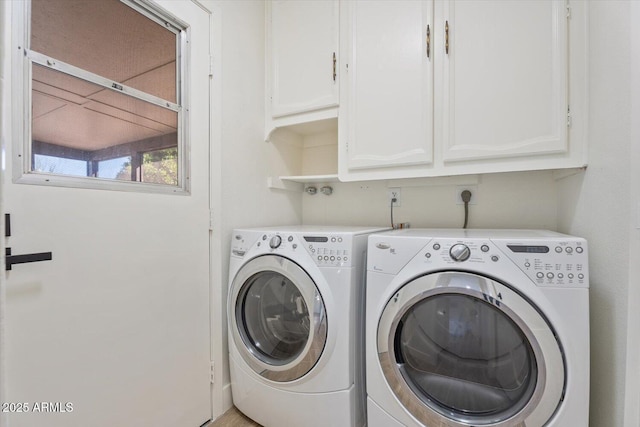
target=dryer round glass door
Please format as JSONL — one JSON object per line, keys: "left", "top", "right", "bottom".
{"left": 229, "top": 255, "right": 327, "bottom": 382}
{"left": 377, "top": 272, "right": 564, "bottom": 426}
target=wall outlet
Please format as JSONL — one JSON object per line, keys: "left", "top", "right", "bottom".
{"left": 389, "top": 187, "right": 401, "bottom": 207}
{"left": 456, "top": 185, "right": 478, "bottom": 205}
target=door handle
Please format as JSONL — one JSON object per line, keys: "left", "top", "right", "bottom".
{"left": 5, "top": 247, "right": 53, "bottom": 271}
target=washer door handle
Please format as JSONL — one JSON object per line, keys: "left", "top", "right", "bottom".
{"left": 376, "top": 242, "right": 391, "bottom": 250}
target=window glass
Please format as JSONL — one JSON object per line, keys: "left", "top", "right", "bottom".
{"left": 142, "top": 148, "right": 178, "bottom": 186}
{"left": 25, "top": 0, "right": 184, "bottom": 190}
{"left": 30, "top": 0, "right": 177, "bottom": 102}
{"left": 33, "top": 154, "right": 87, "bottom": 177}
{"left": 31, "top": 65, "right": 177, "bottom": 158}
{"left": 397, "top": 294, "right": 537, "bottom": 423}
{"left": 97, "top": 157, "right": 132, "bottom": 180}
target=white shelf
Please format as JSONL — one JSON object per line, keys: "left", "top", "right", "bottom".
{"left": 266, "top": 115, "right": 338, "bottom": 142}
{"left": 282, "top": 174, "right": 338, "bottom": 183}
{"left": 267, "top": 174, "right": 339, "bottom": 191}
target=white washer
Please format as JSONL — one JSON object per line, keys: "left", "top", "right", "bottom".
{"left": 366, "top": 229, "right": 589, "bottom": 427}
{"left": 228, "top": 226, "right": 388, "bottom": 427}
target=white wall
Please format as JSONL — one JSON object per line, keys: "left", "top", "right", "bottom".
{"left": 303, "top": 170, "right": 558, "bottom": 230}
{"left": 624, "top": 1, "right": 640, "bottom": 425}
{"left": 557, "top": 2, "right": 632, "bottom": 425}
{"left": 209, "top": 0, "right": 302, "bottom": 419}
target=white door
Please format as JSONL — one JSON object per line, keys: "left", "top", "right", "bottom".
{"left": 440, "top": 0, "right": 568, "bottom": 162}
{"left": 2, "top": 1, "right": 213, "bottom": 426}
{"left": 339, "top": 0, "right": 434, "bottom": 176}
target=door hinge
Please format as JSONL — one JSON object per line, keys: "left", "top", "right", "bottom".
{"left": 567, "top": 105, "right": 572, "bottom": 128}
{"left": 209, "top": 55, "right": 214, "bottom": 77}
{"left": 426, "top": 25, "right": 431, "bottom": 59}
{"left": 332, "top": 52, "right": 337, "bottom": 82}
{"left": 210, "top": 361, "right": 215, "bottom": 384}
{"left": 445, "top": 20, "right": 450, "bottom": 55}
{"left": 566, "top": 4, "right": 571, "bottom": 19}
{"left": 209, "top": 210, "right": 214, "bottom": 231}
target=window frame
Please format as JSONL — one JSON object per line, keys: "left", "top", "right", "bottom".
{"left": 11, "top": 0, "right": 191, "bottom": 194}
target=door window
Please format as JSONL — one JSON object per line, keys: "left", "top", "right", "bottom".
{"left": 17, "top": 0, "right": 187, "bottom": 191}
{"left": 237, "top": 271, "right": 311, "bottom": 365}
{"left": 396, "top": 293, "right": 537, "bottom": 423}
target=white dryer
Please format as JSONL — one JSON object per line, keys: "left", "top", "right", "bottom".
{"left": 228, "top": 226, "right": 388, "bottom": 427}
{"left": 366, "top": 229, "right": 589, "bottom": 427}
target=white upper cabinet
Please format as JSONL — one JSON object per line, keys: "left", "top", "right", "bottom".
{"left": 266, "top": 0, "right": 339, "bottom": 139}
{"left": 441, "top": 0, "right": 567, "bottom": 162}
{"left": 339, "top": 0, "right": 587, "bottom": 182}
{"left": 340, "top": 0, "right": 434, "bottom": 171}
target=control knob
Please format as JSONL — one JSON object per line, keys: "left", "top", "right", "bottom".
{"left": 269, "top": 235, "right": 282, "bottom": 249}
{"left": 449, "top": 244, "right": 471, "bottom": 262}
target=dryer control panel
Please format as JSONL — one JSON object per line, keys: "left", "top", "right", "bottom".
{"left": 494, "top": 239, "right": 589, "bottom": 288}
{"left": 415, "top": 238, "right": 588, "bottom": 288}
{"left": 368, "top": 231, "right": 589, "bottom": 289}
{"left": 424, "top": 239, "right": 589, "bottom": 287}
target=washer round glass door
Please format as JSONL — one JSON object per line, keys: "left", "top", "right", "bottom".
{"left": 377, "top": 272, "right": 564, "bottom": 426}
{"left": 229, "top": 255, "right": 327, "bottom": 382}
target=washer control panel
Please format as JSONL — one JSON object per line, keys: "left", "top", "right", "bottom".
{"left": 302, "top": 235, "right": 352, "bottom": 267}
{"left": 233, "top": 232, "right": 353, "bottom": 267}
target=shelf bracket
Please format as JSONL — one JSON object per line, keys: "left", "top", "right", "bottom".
{"left": 267, "top": 177, "right": 304, "bottom": 192}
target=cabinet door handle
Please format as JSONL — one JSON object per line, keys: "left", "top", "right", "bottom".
{"left": 333, "top": 52, "right": 337, "bottom": 82}
{"left": 426, "top": 25, "right": 431, "bottom": 59}
{"left": 445, "top": 20, "right": 450, "bottom": 55}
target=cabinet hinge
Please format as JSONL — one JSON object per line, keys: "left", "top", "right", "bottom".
{"left": 567, "top": 105, "right": 572, "bottom": 128}
{"left": 210, "top": 361, "right": 215, "bottom": 384}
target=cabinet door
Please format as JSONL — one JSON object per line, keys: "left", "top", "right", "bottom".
{"left": 341, "top": 0, "right": 433, "bottom": 173}
{"left": 440, "top": 0, "right": 568, "bottom": 162}
{"left": 270, "top": 0, "right": 338, "bottom": 118}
